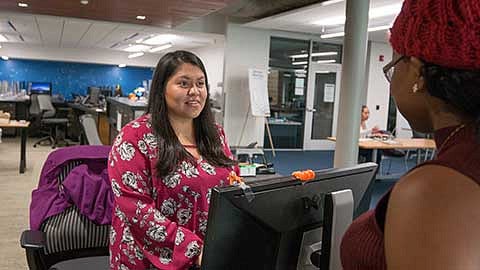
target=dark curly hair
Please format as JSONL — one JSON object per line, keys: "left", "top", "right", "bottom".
{"left": 422, "top": 63, "right": 480, "bottom": 136}
{"left": 146, "top": 50, "right": 236, "bottom": 178}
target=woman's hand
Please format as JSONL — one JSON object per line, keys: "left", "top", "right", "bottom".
{"left": 196, "top": 246, "right": 203, "bottom": 266}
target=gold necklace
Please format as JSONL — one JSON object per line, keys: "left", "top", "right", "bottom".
{"left": 436, "top": 124, "right": 466, "bottom": 154}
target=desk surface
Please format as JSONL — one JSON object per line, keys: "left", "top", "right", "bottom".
{"left": 0, "top": 120, "right": 30, "bottom": 128}
{"left": 0, "top": 96, "right": 30, "bottom": 103}
{"left": 68, "top": 103, "right": 106, "bottom": 114}
{"left": 327, "top": 137, "right": 436, "bottom": 150}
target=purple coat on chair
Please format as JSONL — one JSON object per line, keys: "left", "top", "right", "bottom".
{"left": 30, "top": 145, "right": 113, "bottom": 230}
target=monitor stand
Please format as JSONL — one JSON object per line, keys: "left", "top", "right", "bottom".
{"left": 296, "top": 189, "right": 354, "bottom": 270}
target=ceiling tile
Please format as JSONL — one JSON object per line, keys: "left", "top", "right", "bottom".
{"left": 61, "top": 19, "right": 92, "bottom": 48}
{"left": 36, "top": 16, "right": 63, "bottom": 46}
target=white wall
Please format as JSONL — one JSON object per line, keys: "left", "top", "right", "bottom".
{"left": 191, "top": 42, "right": 225, "bottom": 98}
{"left": 223, "top": 23, "right": 270, "bottom": 147}
{"left": 365, "top": 41, "right": 392, "bottom": 131}
{"left": 0, "top": 43, "right": 161, "bottom": 67}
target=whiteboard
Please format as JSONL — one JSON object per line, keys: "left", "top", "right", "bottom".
{"left": 248, "top": 68, "right": 270, "bottom": 117}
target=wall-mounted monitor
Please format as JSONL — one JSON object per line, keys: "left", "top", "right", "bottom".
{"left": 30, "top": 82, "right": 52, "bottom": 95}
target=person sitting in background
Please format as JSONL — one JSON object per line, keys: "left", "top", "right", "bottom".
{"left": 360, "top": 105, "right": 380, "bottom": 138}
{"left": 108, "top": 51, "right": 238, "bottom": 269}
{"left": 341, "top": 0, "right": 480, "bottom": 269}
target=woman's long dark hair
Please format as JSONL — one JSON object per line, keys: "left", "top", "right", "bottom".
{"left": 147, "top": 50, "right": 236, "bottom": 178}
{"left": 422, "top": 63, "right": 480, "bottom": 137}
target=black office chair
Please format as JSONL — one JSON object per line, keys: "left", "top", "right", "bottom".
{"left": 30, "top": 94, "right": 70, "bottom": 148}
{"left": 79, "top": 114, "right": 103, "bottom": 145}
{"left": 20, "top": 159, "right": 110, "bottom": 270}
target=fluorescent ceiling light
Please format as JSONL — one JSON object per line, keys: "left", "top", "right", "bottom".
{"left": 321, "top": 0, "right": 344, "bottom": 6}
{"left": 314, "top": 3, "right": 402, "bottom": 26}
{"left": 0, "top": 34, "right": 7, "bottom": 42}
{"left": 367, "top": 25, "right": 391, "bottom": 32}
{"left": 149, "top": 43, "right": 173, "bottom": 53}
{"left": 320, "top": 32, "right": 346, "bottom": 39}
{"left": 128, "top": 52, "right": 144, "bottom": 58}
{"left": 290, "top": 52, "right": 338, "bottom": 59}
{"left": 0, "top": 45, "right": 2, "bottom": 49}
{"left": 321, "top": 24, "right": 391, "bottom": 39}
{"left": 143, "top": 34, "right": 176, "bottom": 45}
{"left": 118, "top": 64, "right": 127, "bottom": 68}
{"left": 316, "top": 59, "right": 336, "bottom": 64}
{"left": 18, "top": 2, "right": 28, "bottom": 7}
{"left": 292, "top": 61, "right": 308, "bottom": 65}
{"left": 290, "top": 53, "right": 309, "bottom": 59}
{"left": 312, "top": 52, "right": 338, "bottom": 57}
{"left": 136, "top": 15, "right": 146, "bottom": 20}
{"left": 123, "top": 44, "right": 151, "bottom": 52}
{"left": 80, "top": 0, "right": 89, "bottom": 4}
{"left": 1, "top": 56, "right": 9, "bottom": 60}
{"left": 294, "top": 69, "right": 307, "bottom": 74}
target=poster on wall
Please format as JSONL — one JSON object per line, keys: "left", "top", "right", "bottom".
{"left": 248, "top": 68, "right": 270, "bottom": 117}
{"left": 295, "top": 78, "right": 304, "bottom": 96}
{"left": 323, "top": 83, "right": 335, "bottom": 103}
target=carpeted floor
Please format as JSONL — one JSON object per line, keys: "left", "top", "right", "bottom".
{"left": 0, "top": 137, "right": 55, "bottom": 270}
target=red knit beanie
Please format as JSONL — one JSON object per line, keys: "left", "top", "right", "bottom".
{"left": 390, "top": 0, "right": 480, "bottom": 70}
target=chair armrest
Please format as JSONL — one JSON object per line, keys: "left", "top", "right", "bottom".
{"left": 20, "top": 230, "right": 46, "bottom": 250}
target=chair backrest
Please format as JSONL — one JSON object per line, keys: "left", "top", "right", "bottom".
{"left": 79, "top": 114, "right": 103, "bottom": 145}
{"left": 31, "top": 94, "right": 56, "bottom": 118}
{"left": 38, "top": 160, "right": 109, "bottom": 267}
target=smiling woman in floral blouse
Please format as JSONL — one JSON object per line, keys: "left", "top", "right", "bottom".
{"left": 108, "top": 51, "right": 238, "bottom": 270}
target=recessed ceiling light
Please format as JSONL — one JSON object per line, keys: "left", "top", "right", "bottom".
{"left": 320, "top": 24, "right": 392, "bottom": 39}
{"left": 18, "top": 2, "right": 28, "bottom": 8}
{"left": 149, "top": 43, "right": 173, "bottom": 53}
{"left": 143, "top": 34, "right": 176, "bottom": 45}
{"left": 316, "top": 59, "right": 336, "bottom": 64}
{"left": 136, "top": 15, "right": 146, "bottom": 20}
{"left": 0, "top": 45, "right": 2, "bottom": 49}
{"left": 1, "top": 56, "right": 9, "bottom": 60}
{"left": 123, "top": 44, "right": 151, "bottom": 52}
{"left": 118, "top": 64, "right": 127, "bottom": 68}
{"left": 80, "top": 0, "right": 89, "bottom": 4}
{"left": 128, "top": 52, "right": 144, "bottom": 59}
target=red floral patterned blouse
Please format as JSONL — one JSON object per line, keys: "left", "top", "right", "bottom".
{"left": 108, "top": 114, "right": 238, "bottom": 270}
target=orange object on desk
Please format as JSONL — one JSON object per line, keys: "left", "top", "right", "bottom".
{"left": 292, "top": 170, "right": 315, "bottom": 181}
{"left": 228, "top": 171, "right": 244, "bottom": 185}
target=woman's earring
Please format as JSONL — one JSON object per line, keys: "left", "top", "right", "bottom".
{"left": 412, "top": 83, "right": 419, "bottom": 93}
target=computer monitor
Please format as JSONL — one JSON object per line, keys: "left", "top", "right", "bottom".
{"left": 202, "top": 162, "right": 377, "bottom": 270}
{"left": 30, "top": 82, "right": 52, "bottom": 95}
{"left": 88, "top": 87, "right": 100, "bottom": 105}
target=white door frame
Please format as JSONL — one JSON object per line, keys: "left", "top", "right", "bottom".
{"left": 303, "top": 63, "right": 342, "bottom": 150}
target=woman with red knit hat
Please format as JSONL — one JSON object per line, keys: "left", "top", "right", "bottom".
{"left": 341, "top": 0, "right": 480, "bottom": 269}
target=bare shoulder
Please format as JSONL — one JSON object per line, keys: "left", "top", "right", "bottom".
{"left": 385, "top": 164, "right": 480, "bottom": 270}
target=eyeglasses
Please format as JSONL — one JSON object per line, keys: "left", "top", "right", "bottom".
{"left": 382, "top": 55, "right": 405, "bottom": 82}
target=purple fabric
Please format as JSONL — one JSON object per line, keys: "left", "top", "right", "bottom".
{"left": 30, "top": 145, "right": 113, "bottom": 230}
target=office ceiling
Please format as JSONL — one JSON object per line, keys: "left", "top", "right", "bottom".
{"left": 245, "top": 0, "right": 403, "bottom": 43}
{"left": 0, "top": 0, "right": 236, "bottom": 28}
{"left": 0, "top": 12, "right": 222, "bottom": 53}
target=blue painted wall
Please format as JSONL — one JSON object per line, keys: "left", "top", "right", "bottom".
{"left": 0, "top": 59, "right": 154, "bottom": 100}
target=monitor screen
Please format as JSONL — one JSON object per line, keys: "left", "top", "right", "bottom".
{"left": 30, "top": 82, "right": 52, "bottom": 95}
{"left": 88, "top": 87, "right": 100, "bottom": 105}
{"left": 202, "top": 163, "right": 377, "bottom": 270}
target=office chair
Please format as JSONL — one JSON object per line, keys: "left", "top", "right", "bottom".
{"left": 30, "top": 94, "right": 70, "bottom": 148}
{"left": 378, "top": 128, "right": 408, "bottom": 175}
{"left": 20, "top": 159, "right": 110, "bottom": 270}
{"left": 79, "top": 114, "right": 103, "bottom": 145}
